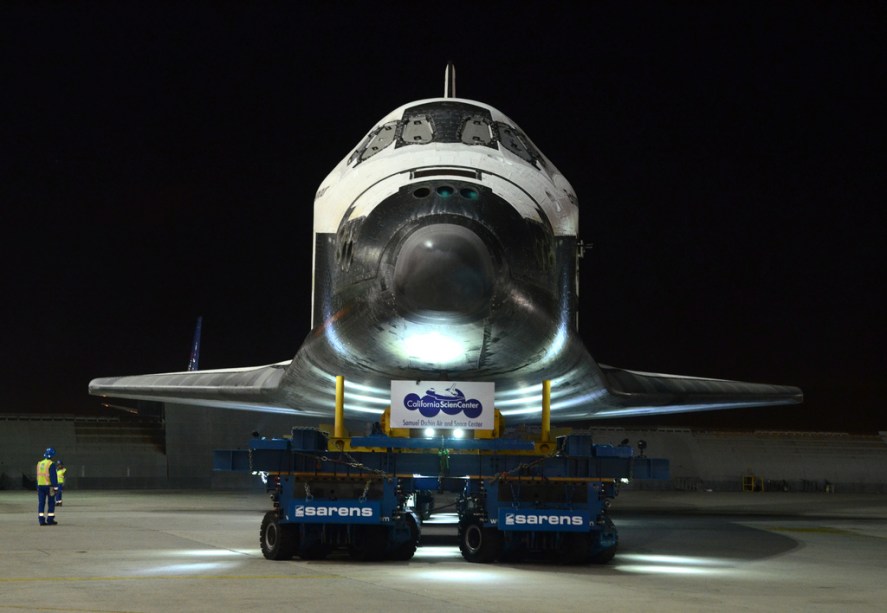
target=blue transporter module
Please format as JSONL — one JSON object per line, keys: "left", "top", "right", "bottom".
{"left": 214, "top": 415, "right": 668, "bottom": 564}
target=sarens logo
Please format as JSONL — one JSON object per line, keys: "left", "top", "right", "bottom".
{"left": 295, "top": 505, "right": 374, "bottom": 518}
{"left": 504, "top": 512, "right": 584, "bottom": 527}
{"left": 498, "top": 509, "right": 590, "bottom": 531}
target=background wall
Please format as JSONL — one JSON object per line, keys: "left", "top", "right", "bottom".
{"left": 3, "top": 410, "right": 886, "bottom": 493}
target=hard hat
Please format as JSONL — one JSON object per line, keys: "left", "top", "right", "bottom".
{"left": 44, "top": 447, "right": 56, "bottom": 458}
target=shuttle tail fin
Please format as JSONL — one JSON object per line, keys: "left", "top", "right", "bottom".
{"left": 444, "top": 63, "right": 456, "bottom": 98}
{"left": 187, "top": 316, "right": 202, "bottom": 371}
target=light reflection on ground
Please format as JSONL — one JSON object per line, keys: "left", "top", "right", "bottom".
{"left": 615, "top": 553, "right": 736, "bottom": 576}
{"left": 413, "top": 545, "right": 462, "bottom": 560}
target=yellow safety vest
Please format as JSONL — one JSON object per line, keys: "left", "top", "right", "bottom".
{"left": 57, "top": 467, "right": 67, "bottom": 485}
{"left": 37, "top": 459, "right": 54, "bottom": 486}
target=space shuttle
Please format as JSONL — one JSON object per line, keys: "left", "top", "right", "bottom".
{"left": 89, "top": 65, "right": 801, "bottom": 422}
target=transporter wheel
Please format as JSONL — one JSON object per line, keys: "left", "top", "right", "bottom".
{"left": 298, "top": 543, "right": 330, "bottom": 560}
{"left": 389, "top": 514, "right": 420, "bottom": 561}
{"left": 349, "top": 525, "right": 388, "bottom": 561}
{"left": 588, "top": 516, "right": 618, "bottom": 564}
{"left": 588, "top": 545, "right": 617, "bottom": 564}
{"left": 260, "top": 511, "right": 297, "bottom": 560}
{"left": 560, "top": 533, "right": 590, "bottom": 565}
{"left": 298, "top": 525, "right": 331, "bottom": 560}
{"left": 458, "top": 520, "right": 500, "bottom": 563}
{"left": 296, "top": 524, "right": 333, "bottom": 560}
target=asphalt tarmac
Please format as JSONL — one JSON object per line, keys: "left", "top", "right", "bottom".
{"left": 2, "top": 490, "right": 885, "bottom": 612}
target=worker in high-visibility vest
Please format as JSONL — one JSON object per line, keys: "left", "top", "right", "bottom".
{"left": 55, "top": 461, "right": 66, "bottom": 506}
{"left": 36, "top": 447, "right": 59, "bottom": 526}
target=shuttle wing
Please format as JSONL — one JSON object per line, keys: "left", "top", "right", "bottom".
{"left": 88, "top": 362, "right": 298, "bottom": 414}
{"left": 594, "top": 366, "right": 803, "bottom": 418}
{"left": 88, "top": 357, "right": 802, "bottom": 420}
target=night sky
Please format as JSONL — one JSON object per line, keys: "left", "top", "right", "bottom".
{"left": 2, "top": 3, "right": 883, "bottom": 432}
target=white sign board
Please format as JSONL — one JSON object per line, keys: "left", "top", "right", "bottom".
{"left": 390, "top": 381, "right": 495, "bottom": 430}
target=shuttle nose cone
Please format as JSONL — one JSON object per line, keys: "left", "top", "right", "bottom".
{"left": 393, "top": 224, "right": 495, "bottom": 321}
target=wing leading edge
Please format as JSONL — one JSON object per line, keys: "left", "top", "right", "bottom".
{"left": 593, "top": 365, "right": 803, "bottom": 418}
{"left": 88, "top": 362, "right": 298, "bottom": 414}
{"left": 88, "top": 356, "right": 802, "bottom": 421}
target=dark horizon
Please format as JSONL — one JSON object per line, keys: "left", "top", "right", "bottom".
{"left": 2, "top": 3, "right": 883, "bottom": 433}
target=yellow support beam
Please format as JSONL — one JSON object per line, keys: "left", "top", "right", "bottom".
{"left": 334, "top": 375, "right": 345, "bottom": 440}
{"left": 541, "top": 379, "right": 552, "bottom": 443}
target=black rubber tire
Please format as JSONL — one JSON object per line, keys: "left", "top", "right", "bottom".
{"left": 588, "top": 545, "right": 617, "bottom": 564}
{"left": 349, "top": 525, "right": 388, "bottom": 561}
{"left": 298, "top": 525, "right": 330, "bottom": 560}
{"left": 298, "top": 544, "right": 330, "bottom": 560}
{"left": 458, "top": 520, "right": 500, "bottom": 563}
{"left": 260, "top": 511, "right": 297, "bottom": 560}
{"left": 588, "top": 516, "right": 618, "bottom": 564}
{"left": 560, "top": 533, "right": 591, "bottom": 565}
{"left": 389, "top": 515, "right": 419, "bottom": 561}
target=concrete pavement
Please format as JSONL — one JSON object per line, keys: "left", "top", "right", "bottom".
{"left": 2, "top": 490, "right": 886, "bottom": 612}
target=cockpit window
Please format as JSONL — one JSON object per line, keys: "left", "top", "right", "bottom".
{"left": 401, "top": 115, "right": 433, "bottom": 144}
{"left": 350, "top": 121, "right": 398, "bottom": 163}
{"left": 461, "top": 115, "right": 494, "bottom": 145}
{"left": 350, "top": 101, "right": 544, "bottom": 170}
{"left": 496, "top": 123, "right": 536, "bottom": 164}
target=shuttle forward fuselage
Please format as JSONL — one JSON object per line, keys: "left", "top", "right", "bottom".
{"left": 292, "top": 97, "right": 594, "bottom": 415}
